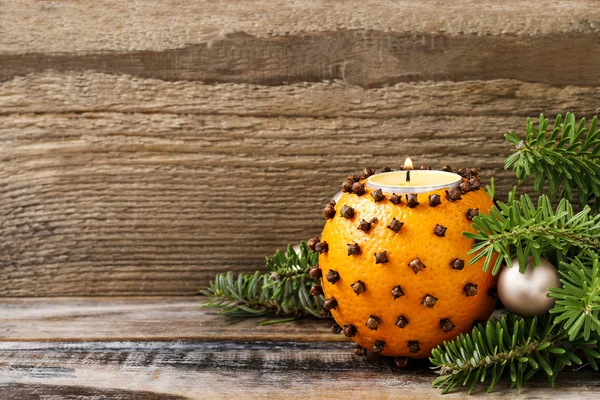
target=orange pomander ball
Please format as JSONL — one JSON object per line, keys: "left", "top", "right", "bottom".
{"left": 314, "top": 169, "right": 498, "bottom": 358}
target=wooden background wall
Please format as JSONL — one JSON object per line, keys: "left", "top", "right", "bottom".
{"left": 1, "top": 1, "right": 599, "bottom": 296}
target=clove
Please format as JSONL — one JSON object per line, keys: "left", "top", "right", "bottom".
{"left": 434, "top": 224, "right": 447, "bottom": 237}
{"left": 408, "top": 258, "right": 426, "bottom": 274}
{"left": 347, "top": 243, "right": 361, "bottom": 256}
{"left": 352, "top": 182, "right": 366, "bottom": 196}
{"left": 370, "top": 188, "right": 385, "bottom": 202}
{"left": 469, "top": 178, "right": 481, "bottom": 190}
{"left": 445, "top": 187, "right": 462, "bottom": 201}
{"left": 387, "top": 218, "right": 404, "bottom": 233}
{"left": 342, "top": 178, "right": 354, "bottom": 193}
{"left": 351, "top": 280, "right": 365, "bottom": 295}
{"left": 459, "top": 181, "right": 471, "bottom": 194}
{"left": 307, "top": 237, "right": 320, "bottom": 252}
{"left": 372, "top": 340, "right": 385, "bottom": 354}
{"left": 391, "top": 285, "right": 404, "bottom": 299}
{"left": 406, "top": 193, "right": 420, "bottom": 208}
{"left": 464, "top": 283, "right": 478, "bottom": 297}
{"left": 314, "top": 241, "right": 328, "bottom": 253}
{"left": 340, "top": 205, "right": 355, "bottom": 219}
{"left": 366, "top": 315, "right": 381, "bottom": 331}
{"left": 466, "top": 208, "right": 479, "bottom": 220}
{"left": 440, "top": 318, "right": 455, "bottom": 333}
{"left": 357, "top": 219, "right": 373, "bottom": 233}
{"left": 308, "top": 265, "right": 322, "bottom": 279}
{"left": 374, "top": 251, "right": 388, "bottom": 264}
{"left": 354, "top": 345, "right": 367, "bottom": 356}
{"left": 450, "top": 258, "right": 465, "bottom": 270}
{"left": 361, "top": 167, "right": 375, "bottom": 180}
{"left": 428, "top": 194, "right": 441, "bottom": 207}
{"left": 326, "top": 269, "right": 340, "bottom": 284}
{"left": 407, "top": 341, "right": 420, "bottom": 353}
{"left": 395, "top": 315, "right": 409, "bottom": 329}
{"left": 422, "top": 294, "right": 438, "bottom": 308}
{"left": 343, "top": 324, "right": 357, "bottom": 337}
{"left": 322, "top": 204, "right": 336, "bottom": 219}
{"left": 310, "top": 284, "right": 323, "bottom": 296}
{"left": 389, "top": 193, "right": 402, "bottom": 205}
{"left": 323, "top": 297, "right": 338, "bottom": 310}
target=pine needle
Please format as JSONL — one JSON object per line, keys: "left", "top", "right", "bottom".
{"left": 200, "top": 241, "right": 325, "bottom": 322}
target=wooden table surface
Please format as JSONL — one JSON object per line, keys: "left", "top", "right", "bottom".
{"left": 0, "top": 296, "right": 597, "bottom": 399}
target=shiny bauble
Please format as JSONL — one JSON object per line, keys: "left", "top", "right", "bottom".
{"left": 498, "top": 257, "right": 561, "bottom": 317}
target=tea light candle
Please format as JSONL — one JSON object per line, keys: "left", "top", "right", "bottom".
{"left": 366, "top": 159, "right": 462, "bottom": 194}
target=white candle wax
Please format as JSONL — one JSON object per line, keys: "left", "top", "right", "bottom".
{"left": 366, "top": 170, "right": 462, "bottom": 194}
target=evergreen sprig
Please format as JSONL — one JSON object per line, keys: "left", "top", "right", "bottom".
{"left": 505, "top": 113, "right": 600, "bottom": 211}
{"left": 465, "top": 194, "right": 600, "bottom": 275}
{"left": 432, "top": 112, "right": 600, "bottom": 394}
{"left": 430, "top": 314, "right": 600, "bottom": 394}
{"left": 550, "top": 252, "right": 600, "bottom": 341}
{"left": 200, "top": 242, "right": 324, "bottom": 322}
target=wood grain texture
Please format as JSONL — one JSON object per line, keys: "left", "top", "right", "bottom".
{"left": 2, "top": 0, "right": 599, "bottom": 53}
{"left": 2, "top": 1, "right": 599, "bottom": 295}
{"left": 2, "top": 72, "right": 599, "bottom": 118}
{"left": 0, "top": 297, "right": 341, "bottom": 342}
{"left": 3, "top": 383, "right": 187, "bottom": 400}
{"left": 0, "top": 340, "right": 597, "bottom": 399}
{"left": 2, "top": 31, "right": 599, "bottom": 87}
{"left": 2, "top": 109, "right": 521, "bottom": 295}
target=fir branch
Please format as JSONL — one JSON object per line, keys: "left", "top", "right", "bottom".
{"left": 550, "top": 252, "right": 600, "bottom": 341}
{"left": 505, "top": 113, "right": 600, "bottom": 211}
{"left": 430, "top": 314, "right": 600, "bottom": 394}
{"left": 465, "top": 194, "right": 600, "bottom": 275}
{"left": 200, "top": 242, "right": 325, "bottom": 321}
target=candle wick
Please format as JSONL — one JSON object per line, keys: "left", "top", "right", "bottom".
{"left": 406, "top": 169, "right": 411, "bottom": 182}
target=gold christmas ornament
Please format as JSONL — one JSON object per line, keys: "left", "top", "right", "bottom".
{"left": 498, "top": 257, "right": 561, "bottom": 317}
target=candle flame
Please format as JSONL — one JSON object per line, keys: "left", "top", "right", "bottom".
{"left": 403, "top": 157, "right": 413, "bottom": 170}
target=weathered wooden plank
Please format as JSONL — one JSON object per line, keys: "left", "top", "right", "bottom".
{"left": 0, "top": 297, "right": 341, "bottom": 342}
{"left": 0, "top": 340, "right": 597, "bottom": 399}
{"left": 2, "top": 31, "right": 599, "bottom": 87}
{"left": 3, "top": 1, "right": 600, "bottom": 87}
{"left": 3, "top": 383, "right": 186, "bottom": 400}
{"left": 1, "top": 111, "right": 521, "bottom": 295}
{"left": 2, "top": 73, "right": 599, "bottom": 118}
{"left": 3, "top": 1, "right": 599, "bottom": 53}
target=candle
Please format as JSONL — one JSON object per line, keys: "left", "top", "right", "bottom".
{"left": 366, "top": 159, "right": 461, "bottom": 194}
